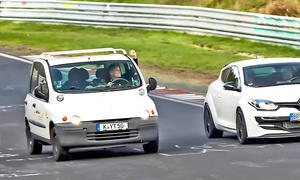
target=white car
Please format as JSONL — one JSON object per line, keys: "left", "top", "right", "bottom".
{"left": 204, "top": 58, "right": 300, "bottom": 144}
{"left": 24, "top": 48, "right": 159, "bottom": 161}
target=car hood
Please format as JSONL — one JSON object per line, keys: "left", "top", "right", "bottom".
{"left": 245, "top": 84, "right": 300, "bottom": 102}
{"left": 48, "top": 90, "right": 157, "bottom": 122}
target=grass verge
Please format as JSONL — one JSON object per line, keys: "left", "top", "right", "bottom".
{"left": 1, "top": 21, "right": 300, "bottom": 77}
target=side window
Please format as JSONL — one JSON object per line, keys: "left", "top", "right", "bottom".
{"left": 221, "top": 68, "right": 230, "bottom": 82}
{"left": 30, "top": 62, "right": 49, "bottom": 99}
{"left": 226, "top": 67, "right": 240, "bottom": 88}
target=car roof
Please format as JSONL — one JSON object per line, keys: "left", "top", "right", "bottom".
{"left": 37, "top": 53, "right": 130, "bottom": 66}
{"left": 225, "top": 58, "right": 300, "bottom": 68}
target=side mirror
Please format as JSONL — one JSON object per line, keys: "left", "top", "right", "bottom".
{"left": 34, "top": 86, "right": 48, "bottom": 101}
{"left": 223, "top": 81, "right": 241, "bottom": 92}
{"left": 147, "top": 77, "right": 157, "bottom": 92}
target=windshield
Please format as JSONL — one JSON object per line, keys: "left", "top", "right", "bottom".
{"left": 49, "top": 60, "right": 142, "bottom": 93}
{"left": 243, "top": 63, "right": 300, "bottom": 88}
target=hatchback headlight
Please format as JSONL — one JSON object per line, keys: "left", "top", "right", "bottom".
{"left": 248, "top": 99, "right": 278, "bottom": 111}
{"left": 141, "top": 110, "right": 150, "bottom": 120}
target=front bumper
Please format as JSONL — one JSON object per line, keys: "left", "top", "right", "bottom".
{"left": 55, "top": 117, "right": 158, "bottom": 148}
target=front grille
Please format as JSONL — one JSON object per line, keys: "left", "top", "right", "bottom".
{"left": 86, "top": 130, "right": 139, "bottom": 141}
{"left": 255, "top": 116, "right": 300, "bottom": 132}
{"left": 277, "top": 102, "right": 300, "bottom": 110}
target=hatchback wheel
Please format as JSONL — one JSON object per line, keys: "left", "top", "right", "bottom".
{"left": 204, "top": 104, "right": 223, "bottom": 138}
{"left": 236, "top": 109, "right": 248, "bottom": 144}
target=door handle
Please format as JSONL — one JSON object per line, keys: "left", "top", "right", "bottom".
{"left": 217, "top": 94, "right": 222, "bottom": 99}
{"left": 32, "top": 103, "right": 36, "bottom": 108}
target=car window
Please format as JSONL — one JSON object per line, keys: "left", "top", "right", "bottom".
{"left": 49, "top": 60, "right": 142, "bottom": 93}
{"left": 243, "top": 62, "right": 300, "bottom": 87}
{"left": 225, "top": 67, "right": 240, "bottom": 88}
{"left": 221, "top": 68, "right": 230, "bottom": 82}
{"left": 30, "top": 62, "right": 49, "bottom": 98}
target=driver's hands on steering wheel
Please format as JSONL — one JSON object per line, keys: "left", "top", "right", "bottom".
{"left": 107, "top": 82, "right": 114, "bottom": 87}
{"left": 107, "top": 78, "right": 129, "bottom": 87}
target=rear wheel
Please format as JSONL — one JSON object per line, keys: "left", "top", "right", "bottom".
{"left": 51, "top": 127, "right": 68, "bottom": 161}
{"left": 143, "top": 138, "right": 159, "bottom": 154}
{"left": 236, "top": 109, "right": 248, "bottom": 144}
{"left": 204, "top": 104, "right": 223, "bottom": 138}
{"left": 25, "top": 122, "right": 42, "bottom": 155}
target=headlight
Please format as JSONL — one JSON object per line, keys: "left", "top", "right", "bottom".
{"left": 140, "top": 110, "right": 150, "bottom": 120}
{"left": 248, "top": 99, "right": 278, "bottom": 111}
{"left": 71, "top": 115, "right": 81, "bottom": 125}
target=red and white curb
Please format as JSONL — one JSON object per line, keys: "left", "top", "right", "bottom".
{"left": 149, "top": 87, "right": 205, "bottom": 107}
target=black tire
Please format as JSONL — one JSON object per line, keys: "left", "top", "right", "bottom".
{"left": 51, "top": 127, "right": 68, "bottom": 161}
{"left": 236, "top": 109, "right": 248, "bottom": 144}
{"left": 204, "top": 104, "right": 223, "bottom": 138}
{"left": 25, "top": 122, "right": 42, "bottom": 155}
{"left": 143, "top": 138, "right": 159, "bottom": 154}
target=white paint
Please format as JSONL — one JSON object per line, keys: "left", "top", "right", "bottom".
{"left": 159, "top": 149, "right": 229, "bottom": 157}
{"left": 231, "top": 161, "right": 266, "bottom": 168}
{"left": 0, "top": 53, "right": 32, "bottom": 64}
{"left": 6, "top": 159, "right": 25, "bottom": 162}
{"left": 0, "top": 154, "right": 19, "bottom": 158}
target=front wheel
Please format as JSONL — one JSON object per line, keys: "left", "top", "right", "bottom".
{"left": 143, "top": 139, "right": 159, "bottom": 154}
{"left": 204, "top": 104, "right": 223, "bottom": 138}
{"left": 25, "top": 122, "right": 42, "bottom": 155}
{"left": 236, "top": 109, "right": 248, "bottom": 144}
{"left": 51, "top": 127, "right": 68, "bottom": 161}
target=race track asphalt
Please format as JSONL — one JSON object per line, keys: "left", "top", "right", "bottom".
{"left": 1, "top": 54, "right": 300, "bottom": 180}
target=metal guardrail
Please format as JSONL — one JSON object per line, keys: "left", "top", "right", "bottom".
{"left": 0, "top": 0, "right": 300, "bottom": 47}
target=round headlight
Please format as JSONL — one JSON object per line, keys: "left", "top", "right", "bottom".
{"left": 141, "top": 110, "right": 150, "bottom": 120}
{"left": 71, "top": 115, "right": 81, "bottom": 125}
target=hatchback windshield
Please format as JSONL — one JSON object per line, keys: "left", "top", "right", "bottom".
{"left": 49, "top": 60, "right": 142, "bottom": 93}
{"left": 243, "top": 63, "right": 300, "bottom": 87}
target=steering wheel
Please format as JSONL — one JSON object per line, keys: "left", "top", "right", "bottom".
{"left": 112, "top": 78, "right": 129, "bottom": 87}
{"left": 290, "top": 76, "right": 300, "bottom": 82}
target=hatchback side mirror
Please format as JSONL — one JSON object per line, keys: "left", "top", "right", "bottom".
{"left": 223, "top": 82, "right": 241, "bottom": 92}
{"left": 34, "top": 86, "right": 49, "bottom": 101}
{"left": 147, "top": 77, "right": 157, "bottom": 92}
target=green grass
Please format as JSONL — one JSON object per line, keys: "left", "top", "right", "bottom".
{"left": 1, "top": 21, "right": 300, "bottom": 76}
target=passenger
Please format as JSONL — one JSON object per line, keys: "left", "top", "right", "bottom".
{"left": 129, "top": 49, "right": 138, "bottom": 65}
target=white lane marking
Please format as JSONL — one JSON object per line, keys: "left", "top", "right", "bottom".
{"left": 0, "top": 53, "right": 32, "bottom": 64}
{"left": 159, "top": 149, "right": 229, "bottom": 157}
{"left": 6, "top": 159, "right": 25, "bottom": 162}
{"left": 149, "top": 93, "right": 204, "bottom": 108}
{"left": 231, "top": 161, "right": 266, "bottom": 168}
{"left": 0, "top": 154, "right": 19, "bottom": 158}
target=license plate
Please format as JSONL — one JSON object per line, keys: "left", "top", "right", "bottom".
{"left": 290, "top": 113, "right": 300, "bottom": 121}
{"left": 96, "top": 122, "right": 128, "bottom": 132}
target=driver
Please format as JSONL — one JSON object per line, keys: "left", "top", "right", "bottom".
{"left": 107, "top": 64, "right": 122, "bottom": 87}
{"left": 278, "top": 66, "right": 294, "bottom": 84}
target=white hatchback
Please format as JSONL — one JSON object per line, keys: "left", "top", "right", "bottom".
{"left": 204, "top": 58, "right": 300, "bottom": 144}
{"left": 24, "top": 48, "right": 159, "bottom": 161}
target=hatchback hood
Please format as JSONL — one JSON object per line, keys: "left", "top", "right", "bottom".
{"left": 49, "top": 90, "right": 156, "bottom": 122}
{"left": 245, "top": 84, "right": 300, "bottom": 102}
